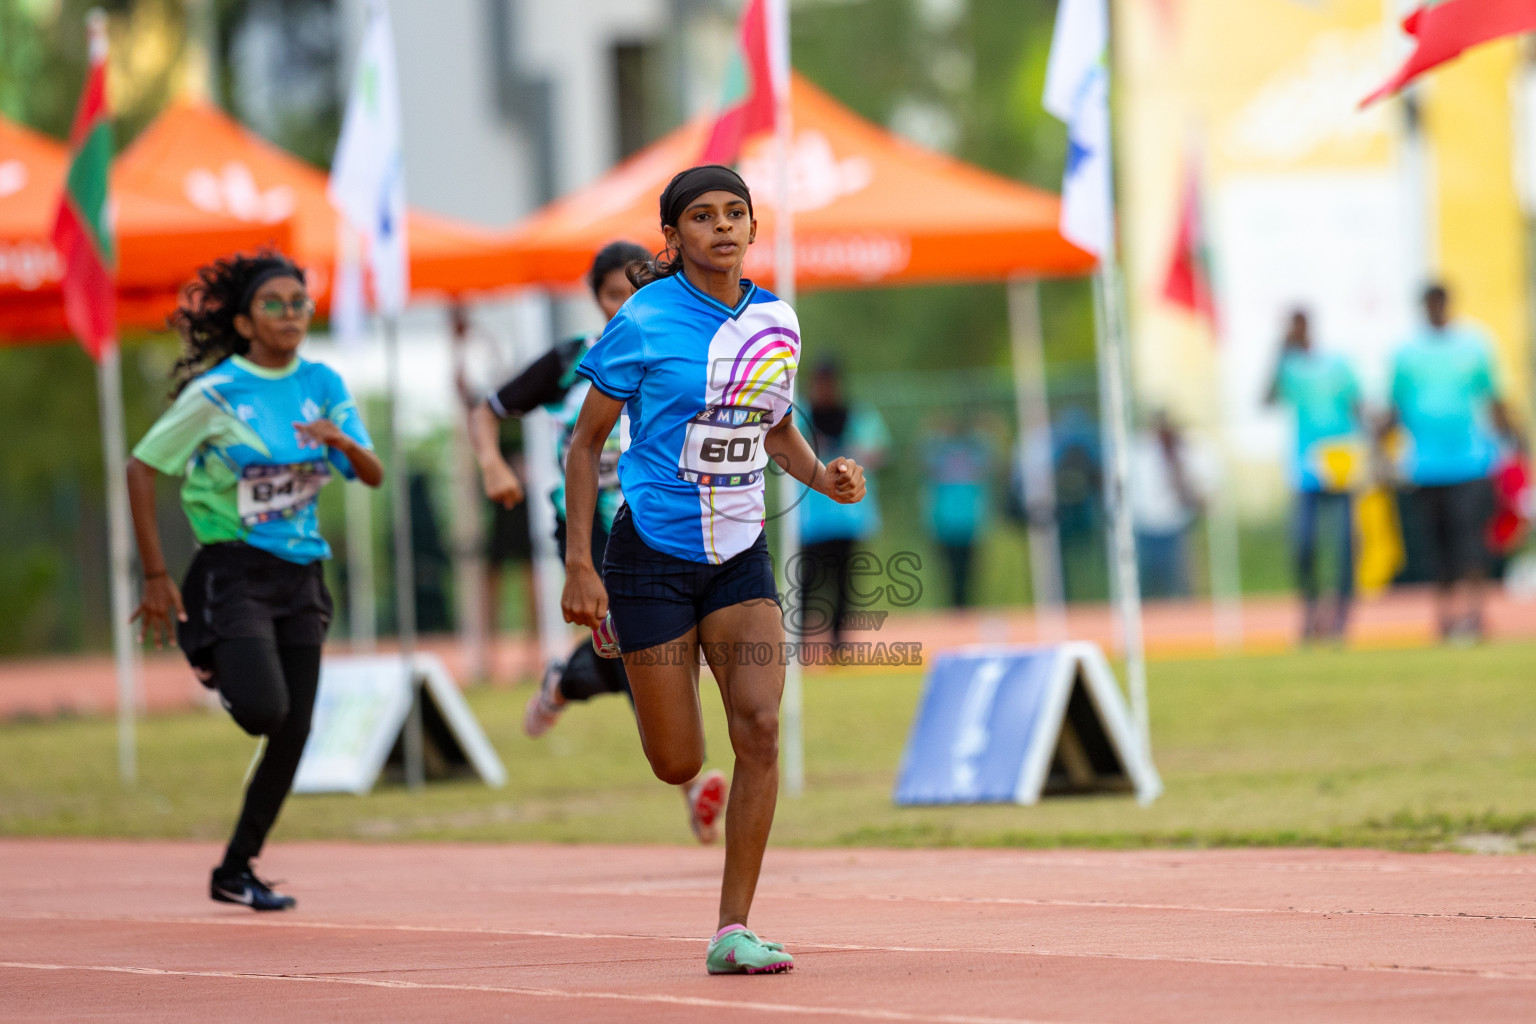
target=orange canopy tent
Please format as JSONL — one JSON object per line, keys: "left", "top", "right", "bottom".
{"left": 0, "top": 115, "right": 292, "bottom": 341}
{"left": 114, "top": 100, "right": 527, "bottom": 308}
{"left": 498, "top": 77, "right": 1097, "bottom": 791}
{"left": 499, "top": 75, "right": 1095, "bottom": 290}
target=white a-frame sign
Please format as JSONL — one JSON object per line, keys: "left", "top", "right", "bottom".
{"left": 895, "top": 643, "right": 1161, "bottom": 806}
{"left": 292, "top": 652, "right": 507, "bottom": 795}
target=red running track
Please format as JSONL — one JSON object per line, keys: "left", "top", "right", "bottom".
{"left": 3, "top": 840, "right": 1534, "bottom": 1022}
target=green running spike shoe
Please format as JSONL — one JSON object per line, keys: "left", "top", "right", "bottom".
{"left": 706, "top": 926, "right": 794, "bottom": 975}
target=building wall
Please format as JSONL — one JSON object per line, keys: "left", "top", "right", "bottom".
{"left": 341, "top": 0, "right": 670, "bottom": 229}
{"left": 1115, "top": 0, "right": 1530, "bottom": 512}
{"left": 1426, "top": 37, "right": 1530, "bottom": 418}
{"left": 521, "top": 0, "right": 671, "bottom": 191}
{"left": 388, "top": 0, "right": 537, "bottom": 226}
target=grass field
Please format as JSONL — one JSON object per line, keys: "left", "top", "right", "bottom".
{"left": 2, "top": 642, "right": 1534, "bottom": 852}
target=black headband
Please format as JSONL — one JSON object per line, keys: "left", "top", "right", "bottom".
{"left": 659, "top": 165, "right": 753, "bottom": 227}
{"left": 239, "top": 262, "right": 304, "bottom": 314}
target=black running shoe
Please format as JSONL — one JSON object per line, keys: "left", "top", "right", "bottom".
{"left": 210, "top": 868, "right": 296, "bottom": 911}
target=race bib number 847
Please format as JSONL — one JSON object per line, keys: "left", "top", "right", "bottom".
{"left": 677, "top": 406, "right": 771, "bottom": 487}
{"left": 238, "top": 461, "right": 332, "bottom": 525}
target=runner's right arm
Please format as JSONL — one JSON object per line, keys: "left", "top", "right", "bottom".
{"left": 471, "top": 340, "right": 582, "bottom": 508}
{"left": 126, "top": 457, "right": 185, "bottom": 647}
{"left": 469, "top": 405, "right": 525, "bottom": 508}
{"left": 560, "top": 388, "right": 624, "bottom": 630}
{"left": 126, "top": 384, "right": 220, "bottom": 646}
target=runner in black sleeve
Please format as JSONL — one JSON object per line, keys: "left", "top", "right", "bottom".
{"left": 469, "top": 241, "right": 728, "bottom": 844}
{"left": 126, "top": 252, "right": 383, "bottom": 911}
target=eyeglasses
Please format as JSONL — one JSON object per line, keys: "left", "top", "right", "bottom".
{"left": 254, "top": 296, "right": 316, "bottom": 318}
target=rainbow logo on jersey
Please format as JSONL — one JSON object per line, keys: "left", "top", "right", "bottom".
{"left": 680, "top": 329, "right": 798, "bottom": 491}
{"left": 716, "top": 327, "right": 798, "bottom": 406}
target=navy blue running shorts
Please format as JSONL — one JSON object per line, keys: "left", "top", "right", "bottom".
{"left": 602, "top": 504, "right": 780, "bottom": 652}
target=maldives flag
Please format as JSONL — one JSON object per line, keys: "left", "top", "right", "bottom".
{"left": 1362, "top": 0, "right": 1536, "bottom": 107}
{"left": 699, "top": 0, "right": 785, "bottom": 165}
{"left": 51, "top": 14, "right": 116, "bottom": 360}
{"left": 1161, "top": 159, "right": 1216, "bottom": 327}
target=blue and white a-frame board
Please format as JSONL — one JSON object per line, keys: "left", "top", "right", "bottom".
{"left": 894, "top": 643, "right": 1161, "bottom": 806}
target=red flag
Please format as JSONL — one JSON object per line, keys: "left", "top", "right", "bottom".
{"left": 1362, "top": 0, "right": 1536, "bottom": 107}
{"left": 699, "top": 0, "right": 780, "bottom": 165}
{"left": 1161, "top": 159, "right": 1216, "bottom": 328}
{"left": 51, "top": 13, "right": 117, "bottom": 360}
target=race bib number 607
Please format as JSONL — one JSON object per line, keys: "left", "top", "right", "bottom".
{"left": 677, "top": 406, "right": 771, "bottom": 487}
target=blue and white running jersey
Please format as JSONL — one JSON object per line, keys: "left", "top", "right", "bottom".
{"left": 577, "top": 273, "right": 800, "bottom": 564}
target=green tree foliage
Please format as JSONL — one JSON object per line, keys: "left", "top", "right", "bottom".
{"left": 786, "top": 1, "right": 1102, "bottom": 607}
{"left": 0, "top": 338, "right": 194, "bottom": 654}
{"left": 0, "top": 0, "right": 194, "bottom": 144}
{"left": 791, "top": 0, "right": 1096, "bottom": 375}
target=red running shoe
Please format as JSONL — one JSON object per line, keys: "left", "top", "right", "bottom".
{"left": 688, "top": 769, "right": 728, "bottom": 844}
{"left": 592, "top": 613, "right": 622, "bottom": 659}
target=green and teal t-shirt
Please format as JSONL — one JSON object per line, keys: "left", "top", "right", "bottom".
{"left": 1390, "top": 323, "right": 1501, "bottom": 486}
{"left": 132, "top": 355, "right": 372, "bottom": 564}
{"left": 1276, "top": 350, "right": 1363, "bottom": 493}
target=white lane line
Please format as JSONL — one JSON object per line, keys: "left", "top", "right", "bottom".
{"left": 497, "top": 885, "right": 1536, "bottom": 923}
{"left": 20, "top": 876, "right": 1526, "bottom": 924}
{"left": 0, "top": 961, "right": 1070, "bottom": 1024}
{"left": 5, "top": 913, "right": 1535, "bottom": 983}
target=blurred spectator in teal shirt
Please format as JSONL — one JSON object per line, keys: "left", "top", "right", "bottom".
{"left": 1382, "top": 283, "right": 1523, "bottom": 642}
{"left": 797, "top": 361, "right": 890, "bottom": 644}
{"left": 1266, "top": 308, "right": 1364, "bottom": 642}
{"left": 923, "top": 418, "right": 992, "bottom": 607}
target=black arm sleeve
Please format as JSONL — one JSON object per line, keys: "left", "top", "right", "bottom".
{"left": 485, "top": 338, "right": 585, "bottom": 419}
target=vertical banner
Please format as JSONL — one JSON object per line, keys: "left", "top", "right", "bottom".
{"left": 53, "top": 10, "right": 139, "bottom": 785}
{"left": 1046, "top": 0, "right": 1150, "bottom": 750}
{"left": 329, "top": 0, "right": 422, "bottom": 788}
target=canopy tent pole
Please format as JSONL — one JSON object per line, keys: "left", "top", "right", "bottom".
{"left": 448, "top": 308, "right": 490, "bottom": 681}
{"left": 1093, "top": 262, "right": 1150, "bottom": 753}
{"left": 1007, "top": 277, "right": 1068, "bottom": 643}
{"left": 345, "top": 476, "right": 378, "bottom": 651}
{"left": 384, "top": 316, "right": 424, "bottom": 789}
{"left": 1207, "top": 346, "right": 1244, "bottom": 650}
{"left": 97, "top": 344, "right": 138, "bottom": 786}
{"left": 771, "top": 0, "right": 804, "bottom": 800}
{"left": 514, "top": 293, "right": 570, "bottom": 672}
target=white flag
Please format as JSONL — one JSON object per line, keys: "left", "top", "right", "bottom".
{"left": 328, "top": 0, "right": 409, "bottom": 316}
{"left": 330, "top": 220, "right": 368, "bottom": 349}
{"left": 1043, "top": 0, "right": 1113, "bottom": 260}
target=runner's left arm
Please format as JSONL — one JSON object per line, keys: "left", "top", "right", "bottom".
{"left": 766, "top": 414, "right": 866, "bottom": 505}
{"left": 296, "top": 419, "right": 383, "bottom": 486}
{"left": 297, "top": 369, "right": 383, "bottom": 487}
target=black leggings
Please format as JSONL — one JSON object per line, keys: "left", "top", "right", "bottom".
{"left": 214, "top": 639, "right": 321, "bottom": 872}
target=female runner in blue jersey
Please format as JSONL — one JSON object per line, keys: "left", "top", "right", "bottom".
{"left": 562, "top": 166, "right": 865, "bottom": 974}
{"left": 127, "top": 253, "right": 383, "bottom": 912}
{"left": 470, "top": 241, "right": 729, "bottom": 844}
